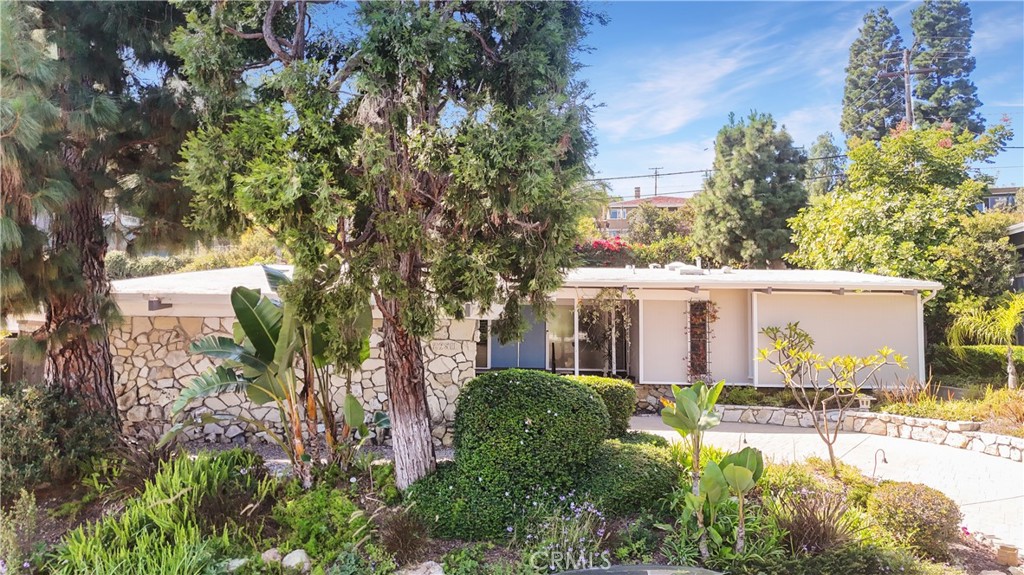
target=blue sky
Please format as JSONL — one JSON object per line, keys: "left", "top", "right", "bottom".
{"left": 578, "top": 1, "right": 1024, "bottom": 199}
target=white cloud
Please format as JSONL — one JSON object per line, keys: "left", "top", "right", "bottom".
{"left": 972, "top": 4, "right": 1024, "bottom": 56}
{"left": 779, "top": 104, "right": 843, "bottom": 149}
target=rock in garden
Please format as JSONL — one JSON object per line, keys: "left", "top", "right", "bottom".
{"left": 282, "top": 549, "right": 312, "bottom": 573}
{"left": 396, "top": 561, "right": 445, "bottom": 575}
{"left": 261, "top": 548, "right": 282, "bottom": 564}
{"left": 225, "top": 558, "right": 248, "bottom": 572}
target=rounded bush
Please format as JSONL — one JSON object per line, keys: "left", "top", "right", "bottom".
{"left": 454, "top": 369, "right": 609, "bottom": 496}
{"left": 578, "top": 439, "right": 679, "bottom": 516}
{"left": 565, "top": 375, "right": 637, "bottom": 437}
{"left": 867, "top": 481, "right": 962, "bottom": 559}
{"left": 619, "top": 430, "right": 670, "bottom": 448}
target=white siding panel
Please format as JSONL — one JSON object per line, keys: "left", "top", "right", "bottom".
{"left": 709, "top": 289, "right": 750, "bottom": 384}
{"left": 755, "top": 293, "right": 919, "bottom": 387}
{"left": 642, "top": 300, "right": 687, "bottom": 383}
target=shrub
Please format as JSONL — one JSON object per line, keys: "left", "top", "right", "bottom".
{"left": 867, "top": 481, "right": 961, "bottom": 559}
{"left": 619, "top": 430, "right": 670, "bottom": 448}
{"left": 514, "top": 496, "right": 609, "bottom": 569}
{"left": 768, "top": 490, "right": 861, "bottom": 555}
{"left": 565, "top": 375, "right": 637, "bottom": 437}
{"left": 929, "top": 344, "right": 1024, "bottom": 378}
{"left": 407, "top": 461, "right": 515, "bottom": 540}
{"left": 0, "top": 383, "right": 115, "bottom": 498}
{"left": 577, "top": 440, "right": 679, "bottom": 516}
{"left": 0, "top": 490, "right": 43, "bottom": 571}
{"left": 453, "top": 369, "right": 609, "bottom": 496}
{"left": 374, "top": 505, "right": 426, "bottom": 565}
{"left": 274, "top": 483, "right": 371, "bottom": 564}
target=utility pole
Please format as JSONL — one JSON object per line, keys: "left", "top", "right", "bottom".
{"left": 878, "top": 49, "right": 937, "bottom": 127}
{"left": 648, "top": 167, "right": 663, "bottom": 195}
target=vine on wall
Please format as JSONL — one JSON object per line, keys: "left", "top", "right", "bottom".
{"left": 687, "top": 300, "right": 719, "bottom": 382}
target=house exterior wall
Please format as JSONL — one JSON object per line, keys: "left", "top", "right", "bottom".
{"left": 754, "top": 293, "right": 920, "bottom": 386}
{"left": 640, "top": 299, "right": 688, "bottom": 383}
{"left": 708, "top": 289, "right": 750, "bottom": 384}
{"left": 110, "top": 315, "right": 478, "bottom": 446}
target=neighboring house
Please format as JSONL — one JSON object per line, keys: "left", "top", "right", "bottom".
{"left": 599, "top": 187, "right": 690, "bottom": 237}
{"left": 8, "top": 263, "right": 940, "bottom": 443}
{"left": 979, "top": 187, "right": 1021, "bottom": 212}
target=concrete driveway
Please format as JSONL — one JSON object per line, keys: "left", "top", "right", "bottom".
{"left": 632, "top": 415, "right": 1024, "bottom": 549}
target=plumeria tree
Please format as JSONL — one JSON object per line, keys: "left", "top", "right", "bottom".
{"left": 759, "top": 323, "right": 905, "bottom": 475}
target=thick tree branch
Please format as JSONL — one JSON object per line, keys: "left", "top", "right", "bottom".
{"left": 328, "top": 50, "right": 364, "bottom": 92}
{"left": 466, "top": 27, "right": 501, "bottom": 63}
{"left": 262, "top": 0, "right": 290, "bottom": 63}
{"left": 223, "top": 26, "right": 264, "bottom": 40}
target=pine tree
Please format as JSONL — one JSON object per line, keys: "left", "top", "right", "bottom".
{"left": 911, "top": 0, "right": 984, "bottom": 134}
{"left": 806, "top": 132, "right": 846, "bottom": 197}
{"left": 1, "top": 2, "right": 192, "bottom": 420}
{"left": 691, "top": 112, "right": 808, "bottom": 268}
{"left": 841, "top": 8, "right": 905, "bottom": 142}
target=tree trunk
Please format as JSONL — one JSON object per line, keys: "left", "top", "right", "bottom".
{"left": 1007, "top": 345, "right": 1018, "bottom": 390}
{"left": 39, "top": 181, "right": 118, "bottom": 425}
{"left": 380, "top": 297, "right": 436, "bottom": 489}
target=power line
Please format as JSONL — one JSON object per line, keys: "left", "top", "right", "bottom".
{"left": 587, "top": 154, "right": 847, "bottom": 183}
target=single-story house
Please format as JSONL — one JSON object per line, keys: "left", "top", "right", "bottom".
{"left": 7, "top": 263, "right": 941, "bottom": 445}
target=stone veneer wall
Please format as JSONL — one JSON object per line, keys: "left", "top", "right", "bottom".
{"left": 110, "top": 316, "right": 479, "bottom": 446}
{"left": 713, "top": 404, "right": 1024, "bottom": 462}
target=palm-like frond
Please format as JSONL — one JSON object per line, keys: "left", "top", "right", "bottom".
{"left": 948, "top": 293, "right": 1024, "bottom": 353}
{"left": 171, "top": 366, "right": 248, "bottom": 415}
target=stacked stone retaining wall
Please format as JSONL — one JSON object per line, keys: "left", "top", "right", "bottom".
{"left": 110, "top": 316, "right": 478, "bottom": 447}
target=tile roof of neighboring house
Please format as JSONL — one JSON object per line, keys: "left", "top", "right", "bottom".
{"left": 607, "top": 195, "right": 690, "bottom": 209}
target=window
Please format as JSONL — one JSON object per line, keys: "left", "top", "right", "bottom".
{"left": 609, "top": 209, "right": 622, "bottom": 220}
{"left": 475, "top": 320, "right": 489, "bottom": 369}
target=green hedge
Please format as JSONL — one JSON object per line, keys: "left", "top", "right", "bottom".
{"left": 928, "top": 344, "right": 1024, "bottom": 378}
{"left": 565, "top": 375, "right": 637, "bottom": 437}
{"left": 577, "top": 439, "right": 680, "bottom": 516}
{"left": 454, "top": 369, "right": 609, "bottom": 496}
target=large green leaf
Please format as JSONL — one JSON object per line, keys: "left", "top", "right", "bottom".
{"left": 245, "top": 373, "right": 288, "bottom": 405}
{"left": 172, "top": 366, "right": 249, "bottom": 415}
{"left": 273, "top": 304, "right": 300, "bottom": 369}
{"left": 700, "top": 460, "right": 729, "bottom": 507}
{"left": 722, "top": 464, "right": 755, "bottom": 495}
{"left": 720, "top": 447, "right": 765, "bottom": 483}
{"left": 230, "top": 286, "right": 283, "bottom": 360}
{"left": 343, "top": 393, "right": 365, "bottom": 427}
{"left": 189, "top": 335, "right": 272, "bottom": 373}
{"left": 261, "top": 264, "right": 291, "bottom": 292}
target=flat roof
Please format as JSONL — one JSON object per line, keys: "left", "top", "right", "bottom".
{"left": 564, "top": 267, "right": 942, "bottom": 292}
{"left": 608, "top": 196, "right": 690, "bottom": 209}
{"left": 110, "top": 264, "right": 941, "bottom": 297}
{"left": 112, "top": 265, "right": 293, "bottom": 296}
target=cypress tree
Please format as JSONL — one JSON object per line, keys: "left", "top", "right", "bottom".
{"left": 691, "top": 112, "right": 808, "bottom": 268}
{"left": 806, "top": 132, "right": 846, "bottom": 197}
{"left": 911, "top": 0, "right": 984, "bottom": 134}
{"left": 841, "top": 8, "right": 905, "bottom": 142}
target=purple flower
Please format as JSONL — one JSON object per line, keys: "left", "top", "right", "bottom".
{"left": 507, "top": 526, "right": 514, "bottom": 533}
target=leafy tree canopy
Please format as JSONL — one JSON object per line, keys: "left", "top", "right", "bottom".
{"left": 806, "top": 132, "right": 846, "bottom": 197}
{"left": 626, "top": 202, "right": 693, "bottom": 245}
{"left": 173, "top": 0, "right": 601, "bottom": 487}
{"left": 841, "top": 7, "right": 905, "bottom": 143}
{"left": 788, "top": 124, "right": 1015, "bottom": 336}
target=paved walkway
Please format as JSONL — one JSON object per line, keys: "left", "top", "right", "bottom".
{"left": 631, "top": 415, "right": 1024, "bottom": 549}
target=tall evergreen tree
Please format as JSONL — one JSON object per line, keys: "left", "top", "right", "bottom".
{"left": 0, "top": 2, "right": 191, "bottom": 420}
{"left": 911, "top": 0, "right": 984, "bottom": 134}
{"left": 806, "top": 132, "right": 846, "bottom": 197}
{"left": 841, "top": 8, "right": 905, "bottom": 142}
{"left": 691, "top": 112, "right": 808, "bottom": 268}
{"left": 174, "top": 1, "right": 597, "bottom": 488}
